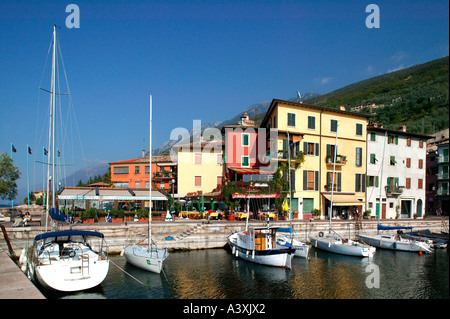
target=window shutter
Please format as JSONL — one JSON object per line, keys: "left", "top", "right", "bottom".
{"left": 375, "top": 176, "right": 379, "bottom": 187}
{"left": 315, "top": 171, "right": 319, "bottom": 191}
{"left": 304, "top": 142, "right": 308, "bottom": 153}
{"left": 362, "top": 174, "right": 366, "bottom": 192}
{"left": 315, "top": 143, "right": 319, "bottom": 156}
{"left": 303, "top": 171, "right": 307, "bottom": 190}
{"left": 337, "top": 173, "right": 342, "bottom": 192}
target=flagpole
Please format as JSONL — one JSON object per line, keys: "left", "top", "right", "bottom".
{"left": 27, "top": 145, "right": 30, "bottom": 207}
{"left": 10, "top": 143, "right": 14, "bottom": 208}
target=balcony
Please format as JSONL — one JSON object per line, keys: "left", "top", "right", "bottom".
{"left": 385, "top": 184, "right": 404, "bottom": 196}
{"left": 437, "top": 172, "right": 449, "bottom": 180}
{"left": 438, "top": 155, "right": 449, "bottom": 163}
{"left": 153, "top": 171, "right": 176, "bottom": 180}
{"left": 326, "top": 154, "right": 347, "bottom": 166}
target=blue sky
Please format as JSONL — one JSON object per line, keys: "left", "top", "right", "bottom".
{"left": 0, "top": 0, "right": 448, "bottom": 203}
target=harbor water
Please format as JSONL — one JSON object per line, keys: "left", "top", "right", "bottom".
{"left": 40, "top": 246, "right": 448, "bottom": 300}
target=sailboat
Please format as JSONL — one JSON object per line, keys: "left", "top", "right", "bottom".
{"left": 24, "top": 25, "right": 109, "bottom": 292}
{"left": 356, "top": 131, "right": 433, "bottom": 253}
{"left": 309, "top": 128, "right": 376, "bottom": 258}
{"left": 123, "top": 94, "right": 169, "bottom": 273}
{"left": 227, "top": 198, "right": 296, "bottom": 268}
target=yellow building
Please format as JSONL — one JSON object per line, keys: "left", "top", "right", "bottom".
{"left": 176, "top": 140, "right": 224, "bottom": 197}
{"left": 261, "top": 99, "right": 370, "bottom": 219}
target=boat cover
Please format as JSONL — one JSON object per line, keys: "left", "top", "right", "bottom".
{"left": 34, "top": 230, "right": 104, "bottom": 241}
{"left": 49, "top": 208, "right": 68, "bottom": 223}
{"left": 278, "top": 227, "right": 293, "bottom": 233}
{"left": 378, "top": 225, "right": 412, "bottom": 231}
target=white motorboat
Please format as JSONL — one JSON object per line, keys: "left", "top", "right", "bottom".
{"left": 276, "top": 228, "right": 310, "bottom": 258}
{"left": 310, "top": 233, "right": 376, "bottom": 257}
{"left": 26, "top": 230, "right": 109, "bottom": 292}
{"left": 124, "top": 94, "right": 169, "bottom": 273}
{"left": 357, "top": 225, "right": 433, "bottom": 253}
{"left": 228, "top": 226, "right": 295, "bottom": 268}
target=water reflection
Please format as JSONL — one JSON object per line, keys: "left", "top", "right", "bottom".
{"left": 42, "top": 247, "right": 448, "bottom": 299}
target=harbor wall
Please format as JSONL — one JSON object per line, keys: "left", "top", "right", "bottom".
{"left": 1, "top": 218, "right": 448, "bottom": 254}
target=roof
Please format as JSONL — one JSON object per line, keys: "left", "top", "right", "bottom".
{"left": 260, "top": 99, "right": 372, "bottom": 128}
{"left": 228, "top": 167, "right": 275, "bottom": 174}
{"left": 109, "top": 155, "right": 176, "bottom": 165}
{"left": 58, "top": 187, "right": 168, "bottom": 201}
{"left": 367, "top": 126, "right": 434, "bottom": 140}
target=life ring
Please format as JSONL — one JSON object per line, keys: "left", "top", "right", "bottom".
{"left": 319, "top": 231, "right": 324, "bottom": 237}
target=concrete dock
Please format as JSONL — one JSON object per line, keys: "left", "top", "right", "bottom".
{"left": 0, "top": 248, "right": 45, "bottom": 299}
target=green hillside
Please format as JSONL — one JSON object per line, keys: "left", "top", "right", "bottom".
{"left": 308, "top": 56, "right": 449, "bottom": 134}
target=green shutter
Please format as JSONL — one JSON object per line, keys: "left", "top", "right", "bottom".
{"left": 337, "top": 173, "right": 342, "bottom": 192}
{"left": 315, "top": 143, "right": 319, "bottom": 156}
{"left": 303, "top": 171, "right": 307, "bottom": 190}
{"left": 315, "top": 171, "right": 319, "bottom": 191}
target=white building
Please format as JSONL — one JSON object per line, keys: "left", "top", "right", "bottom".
{"left": 366, "top": 125, "right": 433, "bottom": 219}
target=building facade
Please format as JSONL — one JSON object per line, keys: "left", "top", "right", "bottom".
{"left": 366, "top": 125, "right": 432, "bottom": 219}
{"left": 261, "top": 99, "right": 369, "bottom": 219}
{"left": 437, "top": 142, "right": 449, "bottom": 215}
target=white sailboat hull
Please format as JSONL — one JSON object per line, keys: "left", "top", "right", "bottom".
{"left": 32, "top": 259, "right": 109, "bottom": 292}
{"left": 276, "top": 236, "right": 310, "bottom": 258}
{"left": 228, "top": 233, "right": 294, "bottom": 268}
{"left": 357, "top": 234, "right": 433, "bottom": 253}
{"left": 310, "top": 236, "right": 376, "bottom": 257}
{"left": 124, "top": 245, "right": 168, "bottom": 274}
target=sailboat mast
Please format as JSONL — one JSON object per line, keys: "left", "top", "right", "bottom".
{"left": 329, "top": 127, "right": 338, "bottom": 233}
{"left": 377, "top": 130, "right": 387, "bottom": 233}
{"left": 51, "top": 24, "right": 57, "bottom": 210}
{"left": 148, "top": 94, "right": 153, "bottom": 248}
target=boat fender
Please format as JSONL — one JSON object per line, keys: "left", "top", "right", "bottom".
{"left": 19, "top": 248, "right": 26, "bottom": 264}
{"left": 21, "top": 256, "right": 27, "bottom": 272}
{"left": 252, "top": 250, "right": 255, "bottom": 259}
{"left": 120, "top": 249, "right": 124, "bottom": 257}
{"left": 232, "top": 246, "right": 235, "bottom": 255}
{"left": 235, "top": 247, "right": 239, "bottom": 257}
{"left": 246, "top": 251, "right": 249, "bottom": 258}
{"left": 319, "top": 232, "right": 324, "bottom": 237}
{"left": 393, "top": 242, "right": 397, "bottom": 249}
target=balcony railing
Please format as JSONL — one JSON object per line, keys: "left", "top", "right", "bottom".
{"left": 438, "top": 155, "right": 449, "bottom": 163}
{"left": 437, "top": 188, "right": 449, "bottom": 196}
{"left": 326, "top": 154, "right": 347, "bottom": 165}
{"left": 437, "top": 172, "right": 449, "bottom": 180}
{"left": 385, "top": 184, "right": 404, "bottom": 195}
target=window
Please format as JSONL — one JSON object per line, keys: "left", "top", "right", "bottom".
{"left": 287, "top": 113, "right": 296, "bottom": 127}
{"left": 217, "top": 176, "right": 223, "bottom": 187}
{"left": 242, "top": 156, "right": 249, "bottom": 167}
{"left": 419, "top": 140, "right": 424, "bottom": 148}
{"left": 406, "top": 158, "right": 411, "bottom": 168}
{"left": 145, "top": 166, "right": 150, "bottom": 174}
{"left": 406, "top": 178, "right": 411, "bottom": 189}
{"left": 370, "top": 154, "right": 377, "bottom": 164}
{"left": 418, "top": 178, "right": 423, "bottom": 189}
{"left": 304, "top": 142, "right": 319, "bottom": 156}
{"left": 242, "top": 134, "right": 249, "bottom": 146}
{"left": 388, "top": 135, "right": 398, "bottom": 145}
{"left": 195, "top": 152, "right": 202, "bottom": 165}
{"left": 303, "top": 170, "right": 319, "bottom": 191}
{"left": 356, "top": 123, "right": 363, "bottom": 136}
{"left": 370, "top": 132, "right": 376, "bottom": 142}
{"left": 326, "top": 171, "right": 342, "bottom": 191}
{"left": 330, "top": 119, "right": 338, "bottom": 132}
{"left": 308, "top": 116, "right": 315, "bottom": 129}
{"left": 114, "top": 166, "right": 129, "bottom": 175}
{"left": 355, "top": 147, "right": 363, "bottom": 167}
{"left": 114, "top": 182, "right": 129, "bottom": 188}
{"left": 217, "top": 153, "right": 223, "bottom": 165}
{"left": 135, "top": 182, "right": 140, "bottom": 188}
{"left": 303, "top": 199, "right": 314, "bottom": 214}
{"left": 390, "top": 156, "right": 396, "bottom": 166}
{"left": 135, "top": 166, "right": 140, "bottom": 174}
{"left": 194, "top": 176, "right": 202, "bottom": 187}
{"left": 418, "top": 159, "right": 423, "bottom": 169}
{"left": 367, "top": 175, "right": 379, "bottom": 187}
{"left": 355, "top": 173, "right": 366, "bottom": 192}
{"left": 407, "top": 138, "right": 411, "bottom": 146}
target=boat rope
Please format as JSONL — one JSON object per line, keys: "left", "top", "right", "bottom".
{"left": 108, "top": 259, "right": 152, "bottom": 290}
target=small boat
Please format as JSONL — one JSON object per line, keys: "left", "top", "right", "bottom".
{"left": 310, "top": 232, "right": 376, "bottom": 257}
{"left": 276, "top": 227, "right": 310, "bottom": 258}
{"left": 357, "top": 225, "right": 433, "bottom": 253}
{"left": 124, "top": 94, "right": 169, "bottom": 273}
{"left": 228, "top": 226, "right": 295, "bottom": 269}
{"left": 26, "top": 230, "right": 109, "bottom": 292}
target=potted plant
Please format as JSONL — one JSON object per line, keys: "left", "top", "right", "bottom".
{"left": 81, "top": 208, "right": 97, "bottom": 223}
{"left": 363, "top": 210, "right": 371, "bottom": 219}
{"left": 313, "top": 209, "right": 321, "bottom": 220}
{"left": 110, "top": 209, "right": 124, "bottom": 223}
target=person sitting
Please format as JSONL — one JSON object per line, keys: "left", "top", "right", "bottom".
{"left": 23, "top": 212, "right": 31, "bottom": 226}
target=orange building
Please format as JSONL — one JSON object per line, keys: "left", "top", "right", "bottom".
{"left": 109, "top": 151, "right": 177, "bottom": 193}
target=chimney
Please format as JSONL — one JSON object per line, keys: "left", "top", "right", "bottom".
{"left": 399, "top": 125, "right": 407, "bottom": 132}
{"left": 142, "top": 149, "right": 146, "bottom": 158}
{"left": 339, "top": 105, "right": 346, "bottom": 111}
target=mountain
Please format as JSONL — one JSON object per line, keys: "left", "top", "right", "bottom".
{"left": 307, "top": 56, "right": 449, "bottom": 134}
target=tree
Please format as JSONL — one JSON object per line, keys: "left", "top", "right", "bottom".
{"left": 0, "top": 152, "right": 21, "bottom": 201}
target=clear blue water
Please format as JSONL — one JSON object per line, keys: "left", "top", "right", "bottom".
{"left": 41, "top": 247, "right": 448, "bottom": 300}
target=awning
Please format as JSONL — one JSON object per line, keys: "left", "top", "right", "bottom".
{"left": 232, "top": 193, "right": 280, "bottom": 199}
{"left": 228, "top": 167, "right": 274, "bottom": 174}
{"left": 322, "top": 194, "right": 363, "bottom": 206}
{"left": 58, "top": 187, "right": 168, "bottom": 201}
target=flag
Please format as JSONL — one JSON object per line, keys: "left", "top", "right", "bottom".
{"left": 28, "top": 146, "right": 32, "bottom": 154}
{"left": 282, "top": 199, "right": 289, "bottom": 211}
{"left": 58, "top": 151, "right": 61, "bottom": 157}
{"left": 44, "top": 148, "right": 48, "bottom": 156}
{"left": 11, "top": 144, "right": 17, "bottom": 153}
